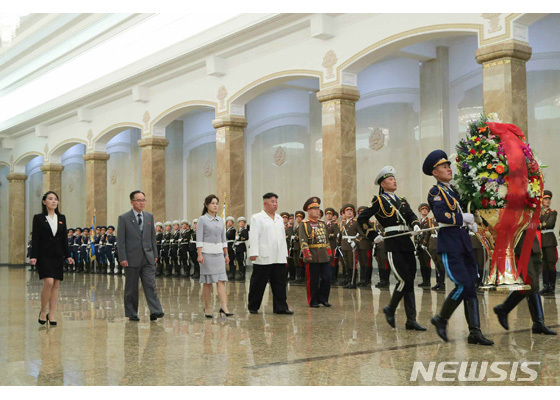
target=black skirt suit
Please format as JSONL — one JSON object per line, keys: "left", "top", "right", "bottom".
{"left": 30, "top": 213, "right": 71, "bottom": 281}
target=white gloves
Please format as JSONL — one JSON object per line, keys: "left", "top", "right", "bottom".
{"left": 468, "top": 223, "right": 478, "bottom": 233}
{"left": 462, "top": 213, "right": 475, "bottom": 225}
{"left": 374, "top": 235, "right": 384, "bottom": 244}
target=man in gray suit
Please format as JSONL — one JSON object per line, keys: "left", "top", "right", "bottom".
{"left": 118, "top": 190, "right": 164, "bottom": 322}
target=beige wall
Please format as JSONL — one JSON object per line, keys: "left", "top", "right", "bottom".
{"left": 186, "top": 142, "right": 217, "bottom": 222}
{"left": 165, "top": 120, "right": 185, "bottom": 221}
{"left": 62, "top": 162, "right": 86, "bottom": 228}
{"left": 0, "top": 166, "right": 9, "bottom": 263}
{"left": 25, "top": 171, "right": 43, "bottom": 241}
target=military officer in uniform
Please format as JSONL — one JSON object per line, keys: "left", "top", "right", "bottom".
{"left": 493, "top": 229, "right": 557, "bottom": 335}
{"left": 170, "top": 220, "right": 181, "bottom": 277}
{"left": 226, "top": 216, "right": 237, "bottom": 280}
{"left": 416, "top": 204, "right": 432, "bottom": 288}
{"left": 357, "top": 206, "right": 374, "bottom": 288}
{"left": 106, "top": 225, "right": 117, "bottom": 275}
{"left": 66, "top": 228, "right": 75, "bottom": 273}
{"left": 27, "top": 232, "right": 35, "bottom": 271}
{"left": 292, "top": 211, "right": 305, "bottom": 285}
{"left": 325, "top": 208, "right": 340, "bottom": 286}
{"left": 337, "top": 204, "right": 359, "bottom": 289}
{"left": 189, "top": 219, "right": 200, "bottom": 279}
{"left": 357, "top": 166, "right": 425, "bottom": 331}
{"left": 300, "top": 197, "right": 332, "bottom": 307}
{"left": 81, "top": 228, "right": 91, "bottom": 273}
{"left": 235, "top": 217, "right": 249, "bottom": 281}
{"left": 284, "top": 213, "right": 296, "bottom": 282}
{"left": 162, "top": 221, "right": 173, "bottom": 276}
{"left": 179, "top": 219, "right": 191, "bottom": 278}
{"left": 99, "top": 226, "right": 108, "bottom": 274}
{"left": 423, "top": 150, "right": 493, "bottom": 345}
{"left": 539, "top": 190, "right": 557, "bottom": 295}
{"left": 155, "top": 222, "right": 164, "bottom": 276}
{"left": 73, "top": 227, "right": 82, "bottom": 272}
{"left": 93, "top": 226, "right": 102, "bottom": 274}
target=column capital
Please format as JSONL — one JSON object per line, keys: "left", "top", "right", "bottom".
{"left": 212, "top": 115, "right": 248, "bottom": 130}
{"left": 475, "top": 40, "right": 532, "bottom": 65}
{"left": 83, "top": 152, "right": 110, "bottom": 162}
{"left": 40, "top": 163, "right": 64, "bottom": 173}
{"left": 6, "top": 172, "right": 28, "bottom": 182}
{"left": 137, "top": 137, "right": 169, "bottom": 149}
{"left": 316, "top": 85, "right": 360, "bottom": 103}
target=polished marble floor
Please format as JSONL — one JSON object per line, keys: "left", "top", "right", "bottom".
{"left": 0, "top": 266, "right": 558, "bottom": 386}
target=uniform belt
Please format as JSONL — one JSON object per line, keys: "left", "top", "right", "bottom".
{"left": 384, "top": 225, "right": 409, "bottom": 233}
{"left": 438, "top": 223, "right": 457, "bottom": 228}
{"left": 541, "top": 229, "right": 555, "bottom": 234}
{"left": 227, "top": 240, "right": 236, "bottom": 243}
{"left": 308, "top": 243, "right": 328, "bottom": 249}
{"left": 342, "top": 235, "right": 358, "bottom": 239}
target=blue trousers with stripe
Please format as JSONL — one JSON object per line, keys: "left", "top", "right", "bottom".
{"left": 441, "top": 251, "right": 478, "bottom": 301}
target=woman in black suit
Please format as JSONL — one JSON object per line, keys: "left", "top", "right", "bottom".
{"left": 29, "top": 191, "right": 74, "bottom": 326}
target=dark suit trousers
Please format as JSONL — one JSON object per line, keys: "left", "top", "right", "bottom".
{"left": 248, "top": 263, "right": 289, "bottom": 313}
{"left": 305, "top": 261, "right": 331, "bottom": 305}
{"left": 124, "top": 255, "right": 163, "bottom": 317}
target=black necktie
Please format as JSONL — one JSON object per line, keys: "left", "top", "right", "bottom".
{"left": 137, "top": 213, "right": 142, "bottom": 229}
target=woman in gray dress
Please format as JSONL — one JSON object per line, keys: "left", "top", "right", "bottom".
{"left": 197, "top": 194, "right": 233, "bottom": 318}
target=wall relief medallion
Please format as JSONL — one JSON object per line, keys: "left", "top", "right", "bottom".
{"left": 322, "top": 50, "right": 338, "bottom": 80}
{"left": 110, "top": 169, "right": 118, "bottom": 185}
{"left": 273, "top": 146, "right": 286, "bottom": 166}
{"left": 203, "top": 160, "right": 213, "bottom": 177}
{"left": 369, "top": 127, "right": 389, "bottom": 151}
{"left": 217, "top": 86, "right": 228, "bottom": 109}
{"left": 481, "top": 13, "right": 502, "bottom": 34}
{"left": 35, "top": 187, "right": 41, "bottom": 198}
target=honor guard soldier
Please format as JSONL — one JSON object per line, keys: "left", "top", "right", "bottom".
{"left": 357, "top": 206, "right": 374, "bottom": 288}
{"left": 155, "top": 222, "right": 164, "bottom": 276}
{"left": 179, "top": 219, "right": 191, "bottom": 278}
{"left": 416, "top": 204, "right": 432, "bottom": 288}
{"left": 300, "top": 197, "right": 332, "bottom": 307}
{"left": 226, "top": 216, "right": 237, "bottom": 279}
{"left": 283, "top": 212, "right": 296, "bottom": 282}
{"left": 81, "top": 228, "right": 91, "bottom": 273}
{"left": 235, "top": 217, "right": 249, "bottom": 281}
{"left": 357, "top": 166, "right": 425, "bottom": 331}
{"left": 106, "top": 225, "right": 117, "bottom": 275}
{"left": 73, "top": 227, "right": 82, "bottom": 272}
{"left": 99, "top": 226, "right": 108, "bottom": 273}
{"left": 27, "top": 233, "right": 35, "bottom": 271}
{"left": 493, "top": 229, "right": 557, "bottom": 335}
{"left": 539, "top": 190, "right": 557, "bottom": 295}
{"left": 170, "top": 220, "right": 181, "bottom": 277}
{"left": 292, "top": 211, "right": 305, "bottom": 285}
{"left": 162, "top": 221, "right": 173, "bottom": 276}
{"left": 92, "top": 226, "right": 102, "bottom": 274}
{"left": 337, "top": 204, "right": 359, "bottom": 289}
{"left": 372, "top": 220, "right": 390, "bottom": 288}
{"left": 189, "top": 219, "right": 200, "bottom": 279}
{"left": 325, "top": 208, "right": 340, "bottom": 285}
{"left": 66, "top": 228, "right": 75, "bottom": 273}
{"left": 423, "top": 150, "right": 493, "bottom": 345}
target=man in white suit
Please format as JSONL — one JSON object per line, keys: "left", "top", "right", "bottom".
{"left": 118, "top": 190, "right": 164, "bottom": 322}
{"left": 247, "top": 192, "right": 294, "bottom": 315}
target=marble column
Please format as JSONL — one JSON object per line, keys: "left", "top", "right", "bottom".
{"left": 83, "top": 152, "right": 110, "bottom": 226}
{"left": 420, "top": 45, "right": 449, "bottom": 195}
{"left": 475, "top": 40, "right": 532, "bottom": 135}
{"left": 316, "top": 85, "right": 360, "bottom": 209}
{"left": 212, "top": 115, "right": 247, "bottom": 219}
{"left": 40, "top": 163, "right": 64, "bottom": 210}
{"left": 7, "top": 173, "right": 27, "bottom": 264}
{"left": 137, "top": 137, "right": 168, "bottom": 223}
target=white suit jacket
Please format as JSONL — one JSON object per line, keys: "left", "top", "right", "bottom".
{"left": 248, "top": 210, "right": 288, "bottom": 265}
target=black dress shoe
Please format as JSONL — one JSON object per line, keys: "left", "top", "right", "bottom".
{"left": 156, "top": 312, "right": 165, "bottom": 318}
{"left": 129, "top": 316, "right": 140, "bottom": 321}
{"left": 467, "top": 329, "right": 494, "bottom": 345}
{"left": 405, "top": 321, "right": 427, "bottom": 331}
{"left": 431, "top": 315, "right": 449, "bottom": 342}
{"left": 310, "top": 303, "right": 320, "bottom": 308}
{"left": 248, "top": 309, "right": 259, "bottom": 314}
{"left": 150, "top": 314, "right": 158, "bottom": 321}
{"left": 383, "top": 306, "right": 396, "bottom": 328}
{"left": 319, "top": 302, "right": 332, "bottom": 307}
{"left": 274, "top": 310, "right": 294, "bottom": 315}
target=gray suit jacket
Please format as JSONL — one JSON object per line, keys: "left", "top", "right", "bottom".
{"left": 117, "top": 209, "right": 158, "bottom": 267}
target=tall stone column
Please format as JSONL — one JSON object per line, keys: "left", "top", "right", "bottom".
{"left": 40, "top": 163, "right": 64, "bottom": 210}
{"left": 475, "top": 40, "right": 532, "bottom": 135}
{"left": 137, "top": 137, "right": 168, "bottom": 223}
{"left": 212, "top": 115, "right": 247, "bottom": 219}
{"left": 83, "top": 152, "right": 110, "bottom": 226}
{"left": 316, "top": 85, "right": 360, "bottom": 209}
{"left": 7, "top": 173, "right": 28, "bottom": 264}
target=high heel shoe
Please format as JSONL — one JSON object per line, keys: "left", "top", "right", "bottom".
{"left": 219, "top": 308, "right": 234, "bottom": 317}
{"left": 38, "top": 311, "right": 46, "bottom": 325}
{"left": 46, "top": 313, "right": 57, "bottom": 326}
{"left": 203, "top": 309, "right": 213, "bottom": 319}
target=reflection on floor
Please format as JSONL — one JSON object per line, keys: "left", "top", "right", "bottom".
{"left": 0, "top": 267, "right": 558, "bottom": 386}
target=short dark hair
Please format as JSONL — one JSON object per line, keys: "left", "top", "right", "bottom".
{"left": 263, "top": 192, "right": 278, "bottom": 200}
{"left": 130, "top": 190, "right": 145, "bottom": 201}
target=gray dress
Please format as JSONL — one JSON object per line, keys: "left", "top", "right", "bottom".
{"left": 196, "top": 213, "right": 228, "bottom": 283}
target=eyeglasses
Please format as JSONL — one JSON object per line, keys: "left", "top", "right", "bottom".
{"left": 133, "top": 199, "right": 147, "bottom": 203}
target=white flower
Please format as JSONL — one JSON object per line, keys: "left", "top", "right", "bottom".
{"left": 486, "top": 181, "right": 498, "bottom": 192}
{"left": 498, "top": 185, "right": 508, "bottom": 198}
{"left": 488, "top": 151, "right": 497, "bottom": 158}
{"left": 487, "top": 113, "right": 502, "bottom": 123}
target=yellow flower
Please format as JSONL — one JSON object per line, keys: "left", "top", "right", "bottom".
{"left": 481, "top": 150, "right": 486, "bottom": 154}
{"left": 479, "top": 172, "right": 490, "bottom": 179}
{"left": 467, "top": 155, "right": 473, "bottom": 160}
{"left": 475, "top": 141, "right": 481, "bottom": 146}
{"left": 490, "top": 172, "right": 498, "bottom": 180}
{"left": 530, "top": 180, "right": 541, "bottom": 193}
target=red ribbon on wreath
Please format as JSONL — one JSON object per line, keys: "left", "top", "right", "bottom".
{"left": 486, "top": 122, "right": 540, "bottom": 283}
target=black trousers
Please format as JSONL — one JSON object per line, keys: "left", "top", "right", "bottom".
{"left": 417, "top": 246, "right": 431, "bottom": 283}
{"left": 235, "top": 250, "right": 246, "bottom": 273}
{"left": 387, "top": 250, "right": 417, "bottom": 293}
{"left": 305, "top": 261, "right": 331, "bottom": 305}
{"left": 428, "top": 248, "right": 445, "bottom": 284}
{"left": 248, "top": 263, "right": 289, "bottom": 313}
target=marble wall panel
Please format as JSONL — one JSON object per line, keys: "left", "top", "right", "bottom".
{"left": 107, "top": 147, "right": 141, "bottom": 226}
{"left": 62, "top": 163, "right": 86, "bottom": 228}
{"left": 165, "top": 120, "right": 184, "bottom": 221}
{"left": 186, "top": 142, "right": 217, "bottom": 221}
{"left": 0, "top": 167, "right": 9, "bottom": 263}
